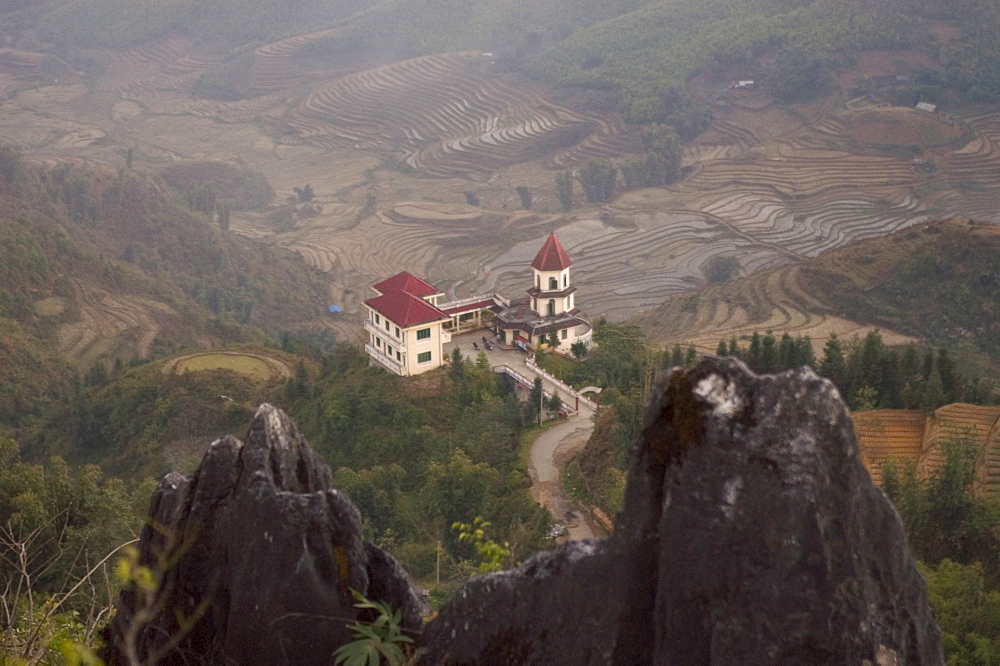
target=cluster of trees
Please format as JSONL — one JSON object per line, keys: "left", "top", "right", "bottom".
{"left": 718, "top": 330, "right": 988, "bottom": 412}
{"left": 882, "top": 436, "right": 1000, "bottom": 662}
{"left": 0, "top": 436, "right": 152, "bottom": 662}
{"left": 538, "top": 322, "right": 698, "bottom": 468}
{"left": 554, "top": 127, "right": 684, "bottom": 207}
{"left": 286, "top": 345, "right": 550, "bottom": 579}
{"left": 554, "top": 324, "right": 997, "bottom": 490}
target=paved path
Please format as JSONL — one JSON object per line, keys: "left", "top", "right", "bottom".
{"left": 445, "top": 332, "right": 602, "bottom": 541}
{"left": 528, "top": 418, "right": 600, "bottom": 540}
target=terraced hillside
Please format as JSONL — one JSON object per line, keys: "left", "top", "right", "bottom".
{"left": 1, "top": 29, "right": 999, "bottom": 349}
{"left": 286, "top": 52, "right": 628, "bottom": 178}
{"left": 853, "top": 404, "right": 1000, "bottom": 495}
{"left": 631, "top": 219, "right": 1000, "bottom": 354}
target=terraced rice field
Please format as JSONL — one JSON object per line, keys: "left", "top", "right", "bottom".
{"left": 853, "top": 410, "right": 928, "bottom": 486}
{"left": 286, "top": 52, "right": 628, "bottom": 178}
{"left": 55, "top": 280, "right": 173, "bottom": 368}
{"left": 853, "top": 404, "right": 1000, "bottom": 495}
{"left": 3, "top": 29, "right": 999, "bottom": 358}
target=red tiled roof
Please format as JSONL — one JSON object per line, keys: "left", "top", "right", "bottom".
{"left": 372, "top": 271, "right": 441, "bottom": 297}
{"left": 531, "top": 234, "right": 572, "bottom": 271}
{"left": 365, "top": 291, "right": 449, "bottom": 328}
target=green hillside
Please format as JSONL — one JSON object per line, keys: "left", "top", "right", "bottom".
{"left": 800, "top": 220, "right": 1000, "bottom": 361}
{"left": 0, "top": 147, "right": 326, "bottom": 428}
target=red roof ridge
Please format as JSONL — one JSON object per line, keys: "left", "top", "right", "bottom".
{"left": 372, "top": 271, "right": 441, "bottom": 297}
{"left": 365, "top": 290, "right": 449, "bottom": 327}
{"left": 531, "top": 234, "right": 572, "bottom": 271}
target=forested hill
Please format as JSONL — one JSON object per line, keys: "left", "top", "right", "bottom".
{"left": 0, "top": 147, "right": 326, "bottom": 428}
{"left": 8, "top": 0, "right": 998, "bottom": 132}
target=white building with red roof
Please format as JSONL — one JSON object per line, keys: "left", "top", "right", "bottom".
{"left": 364, "top": 234, "right": 590, "bottom": 374}
{"left": 363, "top": 272, "right": 451, "bottom": 376}
{"left": 494, "top": 233, "right": 593, "bottom": 353}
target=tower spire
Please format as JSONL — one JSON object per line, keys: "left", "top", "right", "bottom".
{"left": 531, "top": 233, "right": 572, "bottom": 271}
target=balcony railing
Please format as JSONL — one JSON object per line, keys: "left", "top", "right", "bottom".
{"left": 364, "top": 321, "right": 406, "bottom": 350}
{"left": 365, "top": 343, "right": 403, "bottom": 374}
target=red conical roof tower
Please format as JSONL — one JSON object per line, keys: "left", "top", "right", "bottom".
{"left": 531, "top": 234, "right": 572, "bottom": 271}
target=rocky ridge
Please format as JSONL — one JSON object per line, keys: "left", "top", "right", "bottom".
{"left": 103, "top": 357, "right": 942, "bottom": 665}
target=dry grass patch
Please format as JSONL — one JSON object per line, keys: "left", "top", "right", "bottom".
{"left": 34, "top": 297, "right": 66, "bottom": 317}
{"left": 167, "top": 352, "right": 290, "bottom": 381}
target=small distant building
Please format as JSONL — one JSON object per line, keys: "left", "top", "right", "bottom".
{"left": 363, "top": 272, "right": 451, "bottom": 376}
{"left": 494, "top": 234, "right": 593, "bottom": 353}
{"left": 915, "top": 102, "right": 937, "bottom": 114}
{"left": 869, "top": 74, "right": 910, "bottom": 88}
{"left": 734, "top": 80, "right": 755, "bottom": 90}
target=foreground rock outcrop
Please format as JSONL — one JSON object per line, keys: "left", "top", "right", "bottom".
{"left": 420, "top": 358, "right": 942, "bottom": 664}
{"left": 104, "top": 358, "right": 942, "bottom": 665}
{"left": 101, "top": 404, "right": 422, "bottom": 665}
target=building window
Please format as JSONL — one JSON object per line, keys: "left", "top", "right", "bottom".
{"left": 385, "top": 320, "right": 390, "bottom": 331}
{"left": 547, "top": 299, "right": 555, "bottom": 316}
{"left": 549, "top": 276, "right": 558, "bottom": 290}
{"left": 376, "top": 338, "right": 381, "bottom": 348}
{"left": 417, "top": 351, "right": 432, "bottom": 364}
{"left": 395, "top": 326, "right": 400, "bottom": 337}
{"left": 561, "top": 329, "right": 568, "bottom": 339}
{"left": 375, "top": 314, "right": 380, "bottom": 324}
{"left": 396, "top": 351, "right": 401, "bottom": 361}
{"left": 563, "top": 274, "right": 568, "bottom": 287}
{"left": 417, "top": 327, "right": 431, "bottom": 340}
{"left": 387, "top": 345, "right": 393, "bottom": 356}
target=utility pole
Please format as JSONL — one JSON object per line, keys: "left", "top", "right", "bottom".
{"left": 436, "top": 540, "right": 441, "bottom": 585}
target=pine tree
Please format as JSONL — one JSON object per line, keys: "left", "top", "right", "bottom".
{"left": 555, "top": 171, "right": 573, "bottom": 211}
{"left": 670, "top": 344, "right": 684, "bottom": 367}
{"left": 778, "top": 333, "right": 796, "bottom": 370}
{"left": 577, "top": 159, "right": 617, "bottom": 203}
{"left": 819, "top": 333, "right": 848, "bottom": 393}
{"left": 527, "top": 377, "right": 544, "bottom": 424}
{"left": 877, "top": 348, "right": 902, "bottom": 408}
{"left": 451, "top": 346, "right": 466, "bottom": 381}
{"left": 794, "top": 335, "right": 815, "bottom": 368}
{"left": 515, "top": 186, "right": 532, "bottom": 209}
{"left": 938, "top": 348, "right": 958, "bottom": 403}
{"left": 684, "top": 346, "right": 698, "bottom": 367}
{"left": 923, "top": 364, "right": 946, "bottom": 413}
{"left": 747, "top": 332, "right": 763, "bottom": 371}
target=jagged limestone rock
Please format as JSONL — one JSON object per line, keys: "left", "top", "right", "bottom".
{"left": 105, "top": 359, "right": 942, "bottom": 665}
{"left": 418, "top": 357, "right": 943, "bottom": 665}
{"left": 101, "top": 403, "right": 422, "bottom": 665}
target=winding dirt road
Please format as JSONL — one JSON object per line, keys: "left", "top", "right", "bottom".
{"left": 528, "top": 415, "right": 602, "bottom": 541}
